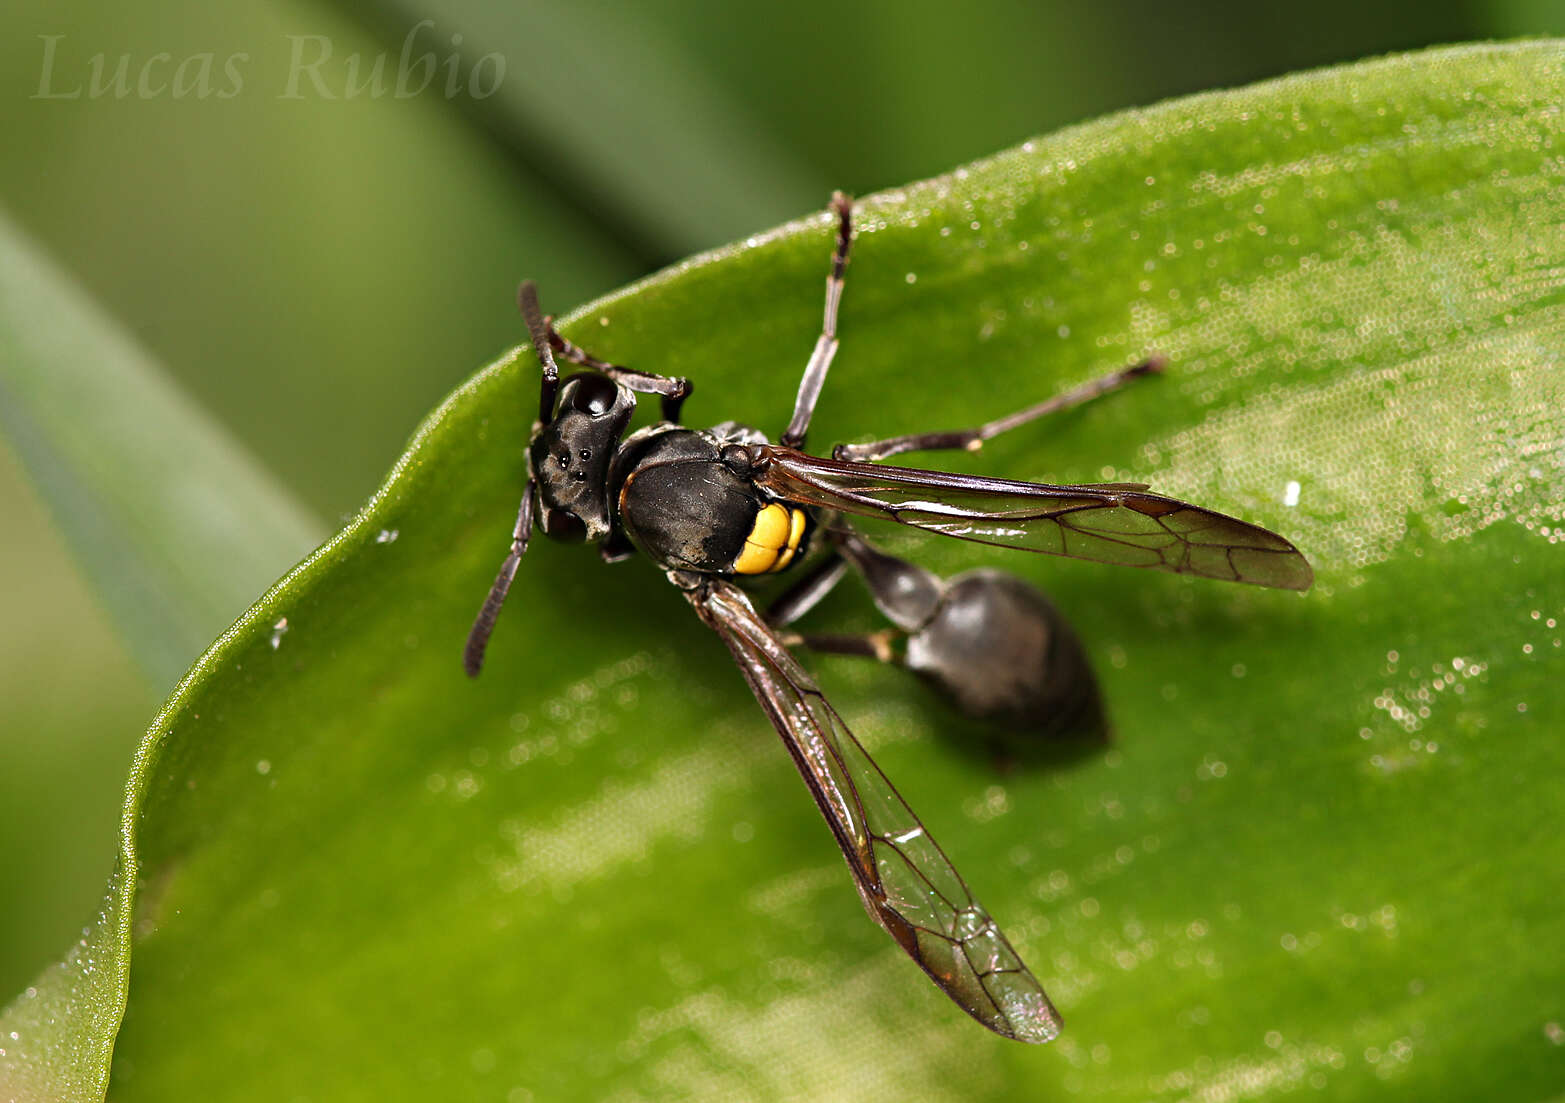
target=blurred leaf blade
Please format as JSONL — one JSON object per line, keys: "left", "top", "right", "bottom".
{"left": 6, "top": 40, "right": 1565, "bottom": 1102}
{"left": 370, "top": 0, "right": 829, "bottom": 256}
{"left": 0, "top": 210, "right": 326, "bottom": 690}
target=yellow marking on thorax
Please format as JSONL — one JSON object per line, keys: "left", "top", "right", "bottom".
{"left": 732, "top": 503, "right": 808, "bottom": 575}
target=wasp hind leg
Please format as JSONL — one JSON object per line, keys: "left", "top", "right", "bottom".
{"left": 769, "top": 531, "right": 1108, "bottom": 751}
{"left": 764, "top": 546, "right": 851, "bottom": 628}
{"left": 833, "top": 355, "right": 1165, "bottom": 464}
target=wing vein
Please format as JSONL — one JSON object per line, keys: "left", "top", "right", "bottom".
{"left": 753, "top": 446, "right": 1313, "bottom": 591}
{"left": 684, "top": 577, "right": 1063, "bottom": 1043}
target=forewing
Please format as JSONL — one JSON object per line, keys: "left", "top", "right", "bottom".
{"left": 755, "top": 447, "right": 1313, "bottom": 590}
{"left": 687, "top": 578, "right": 1062, "bottom": 1044}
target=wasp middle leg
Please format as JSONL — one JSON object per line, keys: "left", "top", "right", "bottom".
{"left": 767, "top": 530, "right": 1106, "bottom": 740}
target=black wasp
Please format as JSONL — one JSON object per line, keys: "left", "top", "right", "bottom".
{"left": 465, "top": 193, "right": 1313, "bottom": 1044}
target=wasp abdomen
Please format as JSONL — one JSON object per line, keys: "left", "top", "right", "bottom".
{"left": 906, "top": 569, "right": 1104, "bottom": 738}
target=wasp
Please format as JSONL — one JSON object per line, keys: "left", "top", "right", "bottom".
{"left": 465, "top": 194, "right": 1313, "bottom": 1043}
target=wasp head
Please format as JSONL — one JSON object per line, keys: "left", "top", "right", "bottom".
{"left": 529, "top": 371, "right": 635, "bottom": 543}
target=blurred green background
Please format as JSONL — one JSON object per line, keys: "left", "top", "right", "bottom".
{"left": 1, "top": 0, "right": 1562, "bottom": 1008}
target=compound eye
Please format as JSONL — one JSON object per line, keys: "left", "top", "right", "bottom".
{"left": 544, "top": 509, "right": 588, "bottom": 544}
{"left": 568, "top": 373, "right": 620, "bottom": 417}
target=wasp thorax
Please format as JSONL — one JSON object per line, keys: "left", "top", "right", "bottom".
{"left": 615, "top": 428, "right": 810, "bottom": 575}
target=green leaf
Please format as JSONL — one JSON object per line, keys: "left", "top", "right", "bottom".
{"left": 6, "top": 41, "right": 1564, "bottom": 1102}
{"left": 0, "top": 211, "right": 325, "bottom": 691}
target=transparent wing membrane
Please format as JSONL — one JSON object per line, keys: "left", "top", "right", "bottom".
{"left": 688, "top": 579, "right": 1062, "bottom": 1043}
{"left": 756, "top": 448, "right": 1313, "bottom": 591}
